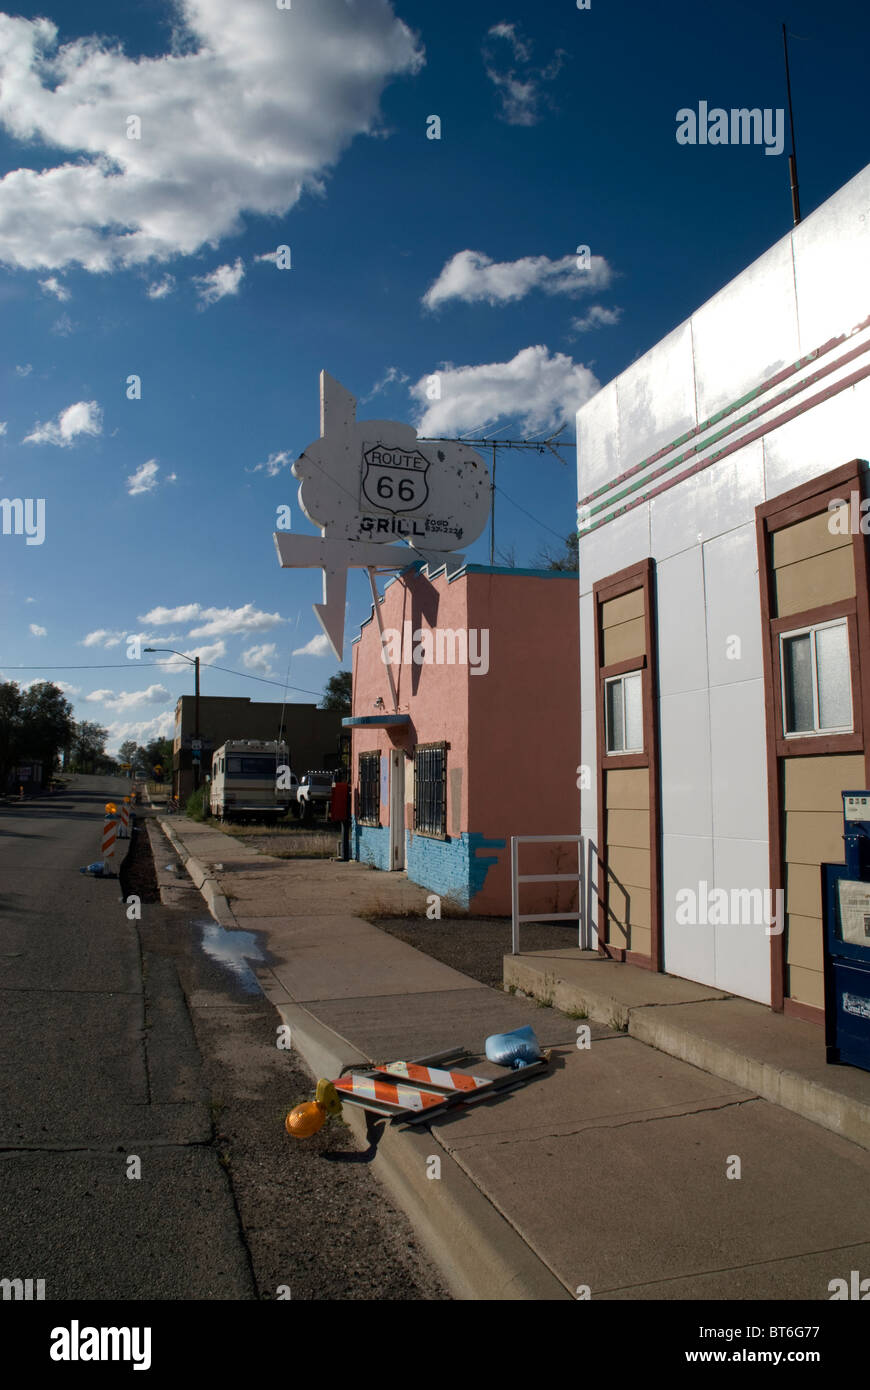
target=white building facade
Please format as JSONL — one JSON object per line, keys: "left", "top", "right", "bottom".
{"left": 576, "top": 162, "right": 870, "bottom": 1023}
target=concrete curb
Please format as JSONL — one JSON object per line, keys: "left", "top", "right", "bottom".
{"left": 275, "top": 1000, "right": 573, "bottom": 1302}
{"left": 144, "top": 818, "right": 583, "bottom": 1297}
{"left": 628, "top": 1005, "right": 870, "bottom": 1152}
{"left": 156, "top": 816, "right": 238, "bottom": 928}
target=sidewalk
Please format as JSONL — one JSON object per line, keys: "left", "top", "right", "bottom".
{"left": 155, "top": 812, "right": 870, "bottom": 1301}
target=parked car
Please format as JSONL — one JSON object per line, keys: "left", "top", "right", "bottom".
{"left": 296, "top": 771, "right": 335, "bottom": 820}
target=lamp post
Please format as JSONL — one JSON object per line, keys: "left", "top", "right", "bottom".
{"left": 144, "top": 648, "right": 201, "bottom": 794}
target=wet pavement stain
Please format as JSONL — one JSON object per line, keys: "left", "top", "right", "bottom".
{"left": 192, "top": 917, "right": 265, "bottom": 994}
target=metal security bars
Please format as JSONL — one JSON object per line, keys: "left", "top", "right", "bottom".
{"left": 414, "top": 742, "right": 447, "bottom": 837}
{"left": 358, "top": 751, "right": 380, "bottom": 825}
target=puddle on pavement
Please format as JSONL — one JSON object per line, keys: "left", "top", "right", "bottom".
{"left": 191, "top": 916, "right": 265, "bottom": 995}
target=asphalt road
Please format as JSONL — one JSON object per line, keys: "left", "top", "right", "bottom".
{"left": 0, "top": 775, "right": 448, "bottom": 1300}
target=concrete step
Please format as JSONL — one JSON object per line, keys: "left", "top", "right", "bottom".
{"left": 505, "top": 949, "right": 870, "bottom": 1151}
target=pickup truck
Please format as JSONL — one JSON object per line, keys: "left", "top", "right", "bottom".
{"left": 296, "top": 771, "right": 335, "bottom": 820}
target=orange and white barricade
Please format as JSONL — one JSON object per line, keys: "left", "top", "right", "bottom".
{"left": 102, "top": 804, "right": 118, "bottom": 874}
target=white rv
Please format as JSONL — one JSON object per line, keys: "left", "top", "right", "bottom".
{"left": 209, "top": 740, "right": 297, "bottom": 822}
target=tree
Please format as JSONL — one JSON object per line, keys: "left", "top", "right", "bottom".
{"left": 321, "top": 670, "right": 352, "bottom": 713}
{"left": 0, "top": 681, "right": 23, "bottom": 789}
{"left": 19, "top": 683, "right": 76, "bottom": 782}
{"left": 533, "top": 531, "right": 579, "bottom": 572}
{"left": 144, "top": 737, "right": 173, "bottom": 779}
{"left": 72, "top": 720, "right": 109, "bottom": 773}
{"left": 117, "top": 739, "right": 139, "bottom": 768}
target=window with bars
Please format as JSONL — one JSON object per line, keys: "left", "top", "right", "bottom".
{"left": 414, "top": 742, "right": 447, "bottom": 838}
{"left": 358, "top": 751, "right": 380, "bottom": 825}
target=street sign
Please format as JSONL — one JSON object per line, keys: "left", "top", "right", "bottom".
{"left": 275, "top": 372, "right": 491, "bottom": 658}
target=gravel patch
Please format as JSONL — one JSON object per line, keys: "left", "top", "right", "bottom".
{"left": 370, "top": 916, "right": 582, "bottom": 989}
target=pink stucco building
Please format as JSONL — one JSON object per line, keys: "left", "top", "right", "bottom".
{"left": 345, "top": 562, "right": 581, "bottom": 915}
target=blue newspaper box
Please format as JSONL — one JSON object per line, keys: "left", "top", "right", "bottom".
{"left": 822, "top": 791, "right": 870, "bottom": 1072}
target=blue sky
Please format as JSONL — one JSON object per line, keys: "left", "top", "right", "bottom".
{"left": 1, "top": 0, "right": 868, "bottom": 751}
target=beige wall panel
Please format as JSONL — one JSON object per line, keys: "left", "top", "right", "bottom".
{"left": 785, "top": 861, "right": 823, "bottom": 919}
{"left": 606, "top": 768, "right": 650, "bottom": 810}
{"left": 771, "top": 508, "right": 851, "bottom": 568}
{"left": 607, "top": 808, "right": 650, "bottom": 850}
{"left": 607, "top": 883, "right": 651, "bottom": 930}
{"left": 626, "top": 925, "right": 652, "bottom": 958}
{"left": 783, "top": 754, "right": 864, "bottom": 811}
{"left": 787, "top": 964, "right": 825, "bottom": 1011}
{"left": 786, "top": 914, "right": 824, "bottom": 972}
{"left": 785, "top": 809, "right": 848, "bottom": 865}
{"left": 605, "top": 913, "right": 628, "bottom": 947}
{"left": 601, "top": 589, "right": 644, "bottom": 629}
{"left": 605, "top": 843, "right": 651, "bottom": 890}
{"left": 774, "top": 546, "right": 855, "bottom": 617}
{"left": 603, "top": 616, "right": 646, "bottom": 665}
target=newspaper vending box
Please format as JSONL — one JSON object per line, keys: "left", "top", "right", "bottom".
{"left": 823, "top": 791, "right": 870, "bottom": 1072}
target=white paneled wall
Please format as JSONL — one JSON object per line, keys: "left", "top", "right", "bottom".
{"left": 577, "top": 161, "right": 870, "bottom": 1005}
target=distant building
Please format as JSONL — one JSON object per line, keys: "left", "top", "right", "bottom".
{"left": 345, "top": 562, "right": 580, "bottom": 914}
{"left": 576, "top": 160, "right": 870, "bottom": 1025}
{"left": 173, "top": 696, "right": 344, "bottom": 802}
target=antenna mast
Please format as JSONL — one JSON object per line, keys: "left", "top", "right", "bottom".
{"left": 782, "top": 22, "right": 801, "bottom": 226}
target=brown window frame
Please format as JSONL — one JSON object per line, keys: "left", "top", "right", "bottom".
{"left": 756, "top": 457, "right": 870, "bottom": 1020}
{"left": 593, "top": 558, "right": 661, "bottom": 971}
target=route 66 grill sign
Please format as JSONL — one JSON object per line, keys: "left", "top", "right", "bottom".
{"left": 361, "top": 445, "right": 430, "bottom": 514}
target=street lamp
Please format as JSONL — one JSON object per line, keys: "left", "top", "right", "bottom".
{"left": 144, "top": 648, "right": 201, "bottom": 793}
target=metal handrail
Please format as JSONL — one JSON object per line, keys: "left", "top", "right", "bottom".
{"left": 510, "top": 834, "right": 592, "bottom": 955}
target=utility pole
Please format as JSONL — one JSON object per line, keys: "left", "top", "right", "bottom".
{"left": 782, "top": 22, "right": 801, "bottom": 226}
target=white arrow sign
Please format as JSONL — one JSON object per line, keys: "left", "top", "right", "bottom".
{"left": 274, "top": 372, "right": 489, "bottom": 659}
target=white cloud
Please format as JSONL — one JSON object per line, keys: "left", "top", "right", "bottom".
{"left": 106, "top": 710, "right": 175, "bottom": 752}
{"left": 81, "top": 628, "right": 124, "bottom": 647}
{"left": 247, "top": 450, "right": 294, "bottom": 477}
{"left": 410, "top": 345, "right": 598, "bottom": 436}
{"left": 29, "top": 622, "right": 46, "bottom": 636}
{"left": 23, "top": 398, "right": 102, "bottom": 447}
{"left": 483, "top": 23, "right": 566, "bottom": 126}
{"left": 140, "top": 603, "right": 201, "bottom": 626}
{"left": 292, "top": 633, "right": 332, "bottom": 658}
{"left": 15, "top": 363, "right": 32, "bottom": 376}
{"left": 154, "top": 640, "right": 227, "bottom": 671}
{"left": 50, "top": 312, "right": 75, "bottom": 336}
{"left": 193, "top": 257, "right": 245, "bottom": 307}
{"left": 569, "top": 305, "right": 622, "bottom": 333}
{"left": 86, "top": 683, "right": 171, "bottom": 710}
{"left": 147, "top": 273, "right": 175, "bottom": 299}
{"left": 126, "top": 459, "right": 160, "bottom": 495}
{"left": 423, "top": 250, "right": 613, "bottom": 310}
{"left": 0, "top": 5, "right": 424, "bottom": 275}
{"left": 25, "top": 596, "right": 35, "bottom": 603}
{"left": 360, "top": 366, "right": 410, "bottom": 403}
{"left": 39, "top": 275, "right": 69, "bottom": 300}
{"left": 188, "top": 604, "right": 284, "bottom": 638}
{"left": 242, "top": 642, "right": 278, "bottom": 677}
{"left": 0, "top": 421, "right": 6, "bottom": 435}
